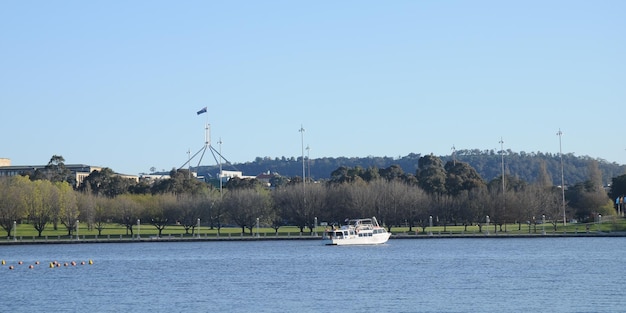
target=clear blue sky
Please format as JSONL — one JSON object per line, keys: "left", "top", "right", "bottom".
{"left": 2, "top": 1, "right": 624, "bottom": 175}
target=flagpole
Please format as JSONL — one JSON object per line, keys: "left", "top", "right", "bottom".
{"left": 189, "top": 106, "right": 233, "bottom": 191}
{"left": 205, "top": 109, "right": 210, "bottom": 146}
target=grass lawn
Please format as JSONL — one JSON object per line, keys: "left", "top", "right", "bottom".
{"left": 3, "top": 217, "right": 625, "bottom": 240}
{"left": 3, "top": 223, "right": 318, "bottom": 239}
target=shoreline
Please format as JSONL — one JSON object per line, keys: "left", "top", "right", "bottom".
{"left": 2, "top": 231, "right": 624, "bottom": 245}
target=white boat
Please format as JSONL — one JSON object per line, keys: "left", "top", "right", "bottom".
{"left": 322, "top": 217, "right": 391, "bottom": 245}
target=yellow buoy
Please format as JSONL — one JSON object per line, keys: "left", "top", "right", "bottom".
{"left": 1, "top": 260, "right": 5, "bottom": 265}
{"left": 88, "top": 259, "right": 93, "bottom": 265}
{"left": 49, "top": 262, "right": 54, "bottom": 268}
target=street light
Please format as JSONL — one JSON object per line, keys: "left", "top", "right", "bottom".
{"left": 428, "top": 215, "right": 433, "bottom": 236}
{"left": 486, "top": 215, "right": 490, "bottom": 235}
{"left": 299, "top": 125, "right": 307, "bottom": 223}
{"left": 218, "top": 138, "right": 223, "bottom": 198}
{"left": 299, "top": 125, "right": 305, "bottom": 185}
{"left": 76, "top": 220, "right": 79, "bottom": 240}
{"left": 137, "top": 219, "right": 141, "bottom": 239}
{"left": 499, "top": 137, "right": 506, "bottom": 232}
{"left": 13, "top": 220, "right": 16, "bottom": 241}
{"left": 197, "top": 218, "right": 201, "bottom": 238}
{"left": 557, "top": 129, "right": 566, "bottom": 226}
{"left": 306, "top": 145, "right": 311, "bottom": 182}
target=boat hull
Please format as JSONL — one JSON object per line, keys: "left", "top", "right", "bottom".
{"left": 322, "top": 233, "right": 391, "bottom": 246}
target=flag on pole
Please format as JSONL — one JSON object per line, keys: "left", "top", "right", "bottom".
{"left": 197, "top": 107, "right": 207, "bottom": 115}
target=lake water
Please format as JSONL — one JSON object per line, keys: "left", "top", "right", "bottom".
{"left": 1, "top": 237, "right": 625, "bottom": 313}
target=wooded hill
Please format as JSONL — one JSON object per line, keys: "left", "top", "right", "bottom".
{"left": 194, "top": 149, "right": 626, "bottom": 186}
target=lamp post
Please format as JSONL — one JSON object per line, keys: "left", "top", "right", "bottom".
{"left": 299, "top": 125, "right": 307, "bottom": 225}
{"left": 428, "top": 215, "right": 433, "bottom": 236}
{"left": 218, "top": 138, "right": 223, "bottom": 198}
{"left": 306, "top": 145, "right": 311, "bottom": 182}
{"left": 499, "top": 137, "right": 506, "bottom": 232}
{"left": 486, "top": 215, "right": 490, "bottom": 235}
{"left": 557, "top": 129, "right": 566, "bottom": 226}
{"left": 197, "top": 218, "right": 201, "bottom": 238}
{"left": 187, "top": 149, "right": 191, "bottom": 179}
{"left": 299, "top": 125, "right": 305, "bottom": 185}
{"left": 542, "top": 214, "right": 545, "bottom": 235}
{"left": 137, "top": 219, "right": 141, "bottom": 239}
{"left": 76, "top": 220, "right": 79, "bottom": 240}
{"left": 13, "top": 220, "right": 16, "bottom": 241}
{"left": 314, "top": 217, "right": 318, "bottom": 236}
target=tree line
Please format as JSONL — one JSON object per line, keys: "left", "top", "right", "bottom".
{"left": 198, "top": 150, "right": 626, "bottom": 187}
{"left": 0, "top": 154, "right": 621, "bottom": 238}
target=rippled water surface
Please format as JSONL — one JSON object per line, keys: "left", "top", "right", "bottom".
{"left": 1, "top": 237, "right": 625, "bottom": 312}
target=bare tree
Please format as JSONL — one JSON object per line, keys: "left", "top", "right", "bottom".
{"left": 372, "top": 179, "right": 409, "bottom": 232}
{"left": 399, "top": 184, "right": 428, "bottom": 232}
{"left": 148, "top": 194, "right": 178, "bottom": 237}
{"left": 176, "top": 194, "right": 199, "bottom": 235}
{"left": 76, "top": 192, "right": 96, "bottom": 231}
{"left": 92, "top": 196, "right": 112, "bottom": 236}
{"left": 464, "top": 188, "right": 489, "bottom": 233}
{"left": 346, "top": 181, "right": 375, "bottom": 218}
{"left": 115, "top": 195, "right": 143, "bottom": 236}
{"left": 224, "top": 188, "right": 272, "bottom": 235}
{"left": 304, "top": 183, "right": 327, "bottom": 233}
{"left": 273, "top": 184, "right": 309, "bottom": 232}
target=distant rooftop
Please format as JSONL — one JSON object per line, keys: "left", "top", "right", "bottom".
{"left": 0, "top": 158, "right": 10, "bottom": 167}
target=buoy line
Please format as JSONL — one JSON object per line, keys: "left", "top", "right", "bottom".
{"left": 2, "top": 259, "right": 94, "bottom": 270}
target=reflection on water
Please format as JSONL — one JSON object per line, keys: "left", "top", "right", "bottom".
{"left": 2, "top": 238, "right": 625, "bottom": 313}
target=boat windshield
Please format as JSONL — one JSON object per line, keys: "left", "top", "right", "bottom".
{"left": 348, "top": 219, "right": 373, "bottom": 227}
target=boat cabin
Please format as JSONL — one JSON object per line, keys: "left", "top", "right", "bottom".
{"left": 328, "top": 229, "right": 355, "bottom": 239}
